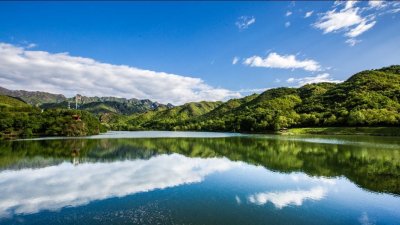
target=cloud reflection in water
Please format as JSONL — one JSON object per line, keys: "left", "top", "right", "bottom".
{"left": 247, "top": 186, "right": 327, "bottom": 209}
{"left": 0, "top": 154, "right": 239, "bottom": 217}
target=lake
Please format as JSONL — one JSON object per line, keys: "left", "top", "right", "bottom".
{"left": 0, "top": 131, "right": 399, "bottom": 225}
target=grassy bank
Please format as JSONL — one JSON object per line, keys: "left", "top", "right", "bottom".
{"left": 283, "top": 127, "right": 400, "bottom": 136}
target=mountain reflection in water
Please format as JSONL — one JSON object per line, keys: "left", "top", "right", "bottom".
{"left": 1, "top": 135, "right": 399, "bottom": 195}
{"left": 0, "top": 133, "right": 399, "bottom": 225}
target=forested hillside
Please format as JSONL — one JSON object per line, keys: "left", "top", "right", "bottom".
{"left": 0, "top": 95, "right": 30, "bottom": 108}
{"left": 109, "top": 65, "right": 400, "bottom": 132}
{"left": 110, "top": 101, "right": 222, "bottom": 130}
{"left": 0, "top": 95, "right": 104, "bottom": 139}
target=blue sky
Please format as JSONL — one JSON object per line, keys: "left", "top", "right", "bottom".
{"left": 0, "top": 1, "right": 399, "bottom": 104}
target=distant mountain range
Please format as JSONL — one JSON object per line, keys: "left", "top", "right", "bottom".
{"left": 0, "top": 86, "right": 66, "bottom": 106}
{"left": 0, "top": 87, "right": 173, "bottom": 115}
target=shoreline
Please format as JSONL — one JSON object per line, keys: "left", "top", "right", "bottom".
{"left": 3, "top": 126, "right": 400, "bottom": 141}
{"left": 280, "top": 127, "right": 400, "bottom": 136}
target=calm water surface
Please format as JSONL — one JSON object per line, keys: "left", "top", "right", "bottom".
{"left": 0, "top": 131, "right": 399, "bottom": 225}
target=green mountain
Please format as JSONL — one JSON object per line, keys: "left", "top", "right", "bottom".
{"left": 112, "top": 65, "right": 400, "bottom": 132}
{"left": 111, "top": 101, "right": 222, "bottom": 130}
{"left": 41, "top": 97, "right": 172, "bottom": 115}
{"left": 0, "top": 87, "right": 173, "bottom": 115}
{"left": 70, "top": 95, "right": 173, "bottom": 114}
{"left": 0, "top": 95, "right": 30, "bottom": 108}
{"left": 0, "top": 95, "right": 104, "bottom": 139}
{"left": 0, "top": 86, "right": 66, "bottom": 106}
{"left": 2, "top": 65, "right": 399, "bottom": 137}
{"left": 201, "top": 93, "right": 259, "bottom": 119}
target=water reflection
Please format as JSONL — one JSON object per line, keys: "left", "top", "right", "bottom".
{"left": 1, "top": 135, "right": 398, "bottom": 195}
{"left": 0, "top": 133, "right": 399, "bottom": 224}
{"left": 247, "top": 186, "right": 327, "bottom": 209}
{"left": 0, "top": 154, "right": 239, "bottom": 217}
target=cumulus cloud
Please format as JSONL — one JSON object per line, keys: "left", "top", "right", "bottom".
{"left": 305, "top": 11, "right": 314, "bottom": 18}
{"left": 232, "top": 56, "right": 240, "bottom": 65}
{"left": 0, "top": 43, "right": 240, "bottom": 105}
{"left": 287, "top": 73, "right": 343, "bottom": 86}
{"left": 243, "top": 52, "right": 321, "bottom": 72}
{"left": 286, "top": 11, "right": 292, "bottom": 17}
{"left": 285, "top": 21, "right": 291, "bottom": 27}
{"left": 0, "top": 154, "right": 240, "bottom": 217}
{"left": 247, "top": 186, "right": 327, "bottom": 209}
{"left": 235, "top": 16, "right": 256, "bottom": 30}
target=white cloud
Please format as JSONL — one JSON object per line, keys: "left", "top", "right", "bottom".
{"left": 243, "top": 52, "right": 321, "bottom": 72}
{"left": 287, "top": 73, "right": 343, "bottom": 86}
{"left": 235, "top": 16, "right": 256, "bottom": 30}
{"left": 287, "top": 78, "right": 295, "bottom": 82}
{"left": 305, "top": 11, "right": 314, "bottom": 18}
{"left": 0, "top": 154, "right": 241, "bottom": 217}
{"left": 344, "top": 0, "right": 358, "bottom": 10}
{"left": 20, "top": 41, "right": 37, "bottom": 49}
{"left": 314, "top": 7, "right": 364, "bottom": 34}
{"left": 237, "top": 88, "right": 268, "bottom": 94}
{"left": 345, "top": 38, "right": 361, "bottom": 46}
{"left": 232, "top": 56, "right": 239, "bottom": 65}
{"left": 26, "top": 43, "right": 37, "bottom": 49}
{"left": 370, "top": 2, "right": 400, "bottom": 15}
{"left": 389, "top": 8, "right": 400, "bottom": 13}
{"left": 290, "top": 173, "right": 336, "bottom": 185}
{"left": 0, "top": 43, "right": 241, "bottom": 105}
{"left": 247, "top": 186, "right": 327, "bottom": 209}
{"left": 285, "top": 21, "right": 291, "bottom": 27}
{"left": 369, "top": 1, "right": 385, "bottom": 9}
{"left": 286, "top": 11, "right": 292, "bottom": 17}
{"left": 346, "top": 20, "right": 376, "bottom": 38}
{"left": 313, "top": 0, "right": 388, "bottom": 45}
